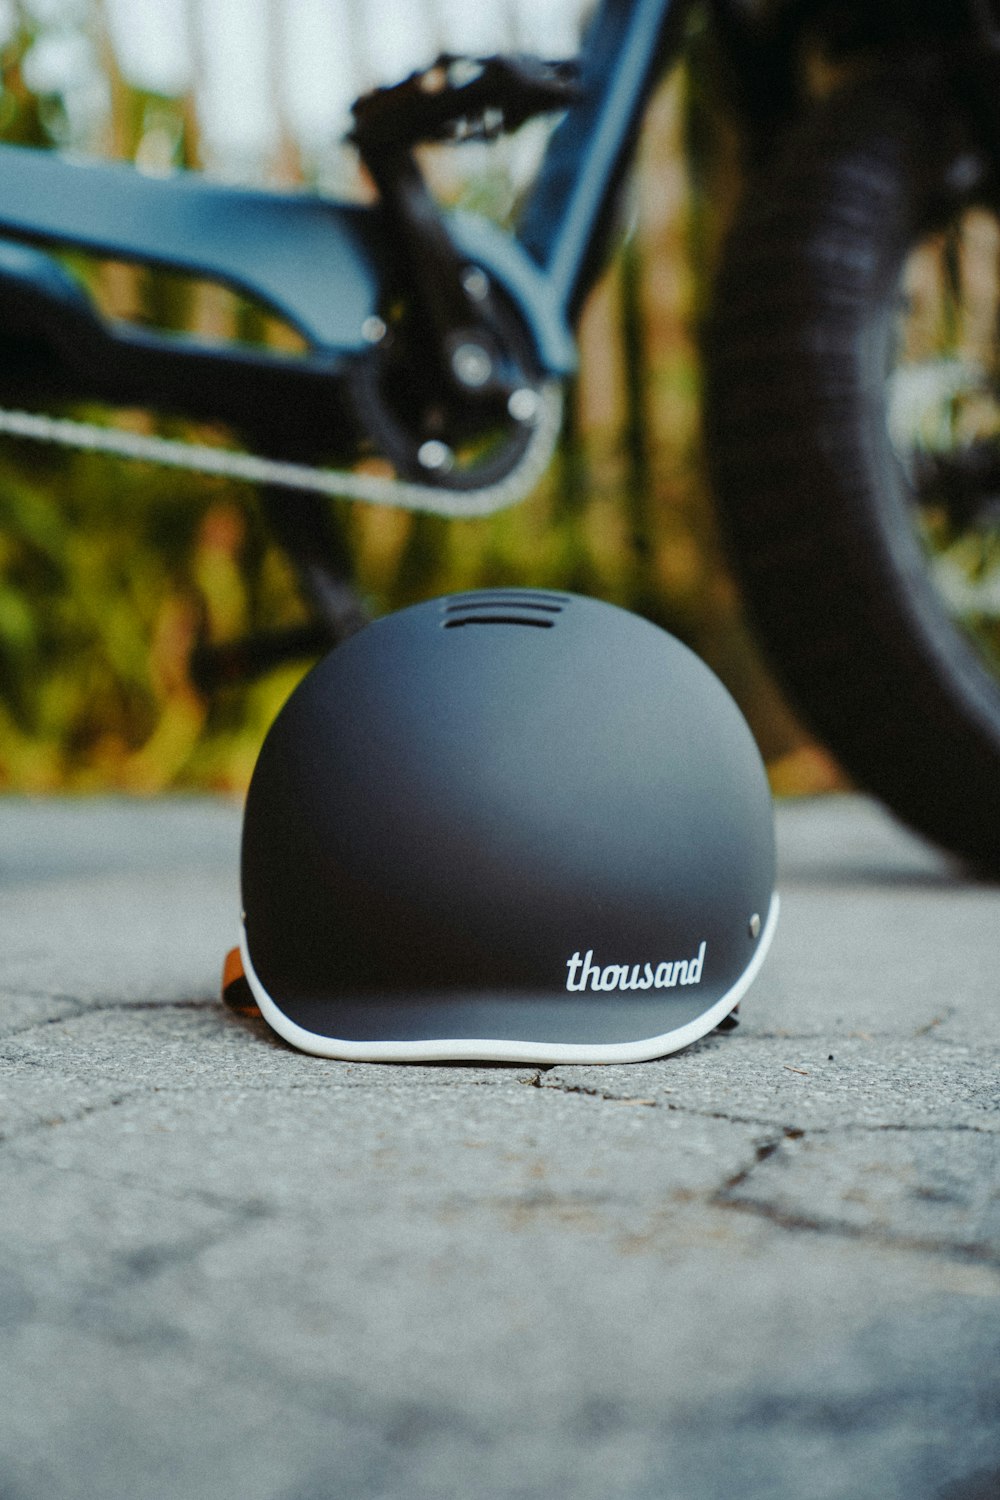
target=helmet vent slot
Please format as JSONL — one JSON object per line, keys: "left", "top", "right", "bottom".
{"left": 444, "top": 614, "right": 555, "bottom": 630}
{"left": 446, "top": 591, "right": 568, "bottom": 609}
{"left": 443, "top": 590, "right": 567, "bottom": 630}
{"left": 445, "top": 592, "right": 566, "bottom": 623}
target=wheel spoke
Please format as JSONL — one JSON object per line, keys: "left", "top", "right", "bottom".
{"left": 892, "top": 218, "right": 1000, "bottom": 642}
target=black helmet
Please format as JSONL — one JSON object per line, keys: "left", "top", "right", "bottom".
{"left": 227, "top": 589, "right": 778, "bottom": 1062}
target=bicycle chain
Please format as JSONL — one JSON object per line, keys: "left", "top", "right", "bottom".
{"left": 0, "top": 384, "right": 563, "bottom": 520}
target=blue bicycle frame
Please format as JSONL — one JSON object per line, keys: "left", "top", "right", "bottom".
{"left": 0, "top": 0, "right": 683, "bottom": 443}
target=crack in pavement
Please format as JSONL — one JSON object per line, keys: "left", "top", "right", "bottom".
{"left": 720, "top": 1132, "right": 800, "bottom": 1193}
{"left": 666, "top": 1107, "right": 999, "bottom": 1135}
{"left": 0, "top": 1197, "right": 279, "bottom": 1349}
{"left": 4, "top": 995, "right": 219, "bottom": 1016}
{"left": 0, "top": 1116, "right": 279, "bottom": 1222}
{"left": 707, "top": 1128, "right": 1000, "bottom": 1267}
{"left": 0, "top": 995, "right": 221, "bottom": 1043}
{"left": 0, "top": 1088, "right": 138, "bottom": 1146}
{"left": 714, "top": 1190, "right": 1000, "bottom": 1267}
{"left": 529, "top": 1078, "right": 658, "bottom": 1106}
{"left": 532, "top": 1077, "right": 999, "bottom": 1134}
{"left": 520, "top": 1089, "right": 1000, "bottom": 1265}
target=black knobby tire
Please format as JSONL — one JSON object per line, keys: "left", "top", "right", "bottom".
{"left": 704, "top": 65, "right": 1000, "bottom": 871}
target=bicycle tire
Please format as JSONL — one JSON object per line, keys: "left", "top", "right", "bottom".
{"left": 704, "top": 64, "right": 1000, "bottom": 872}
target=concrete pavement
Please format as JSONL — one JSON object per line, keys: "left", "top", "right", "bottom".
{"left": 0, "top": 793, "right": 997, "bottom": 1500}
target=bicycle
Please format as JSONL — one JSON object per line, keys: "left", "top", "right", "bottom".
{"left": 0, "top": 0, "right": 998, "bottom": 871}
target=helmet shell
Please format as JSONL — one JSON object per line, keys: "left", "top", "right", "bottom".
{"left": 239, "top": 589, "right": 777, "bottom": 1061}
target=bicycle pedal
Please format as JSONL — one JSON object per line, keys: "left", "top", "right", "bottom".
{"left": 351, "top": 53, "right": 580, "bottom": 154}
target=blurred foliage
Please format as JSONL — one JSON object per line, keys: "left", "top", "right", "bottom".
{"left": 0, "top": 2, "right": 841, "bottom": 795}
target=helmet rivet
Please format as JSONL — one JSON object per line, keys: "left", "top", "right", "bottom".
{"left": 748, "top": 913, "right": 761, "bottom": 939}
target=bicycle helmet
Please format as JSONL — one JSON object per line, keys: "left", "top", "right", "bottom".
{"left": 225, "top": 588, "right": 778, "bottom": 1062}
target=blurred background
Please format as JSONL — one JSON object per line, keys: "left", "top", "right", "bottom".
{"left": 0, "top": 0, "right": 841, "bottom": 795}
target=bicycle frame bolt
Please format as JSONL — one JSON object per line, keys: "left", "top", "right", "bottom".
{"left": 417, "top": 440, "right": 454, "bottom": 471}
{"left": 748, "top": 913, "right": 761, "bottom": 939}
{"left": 461, "top": 267, "right": 490, "bottom": 301}
{"left": 451, "top": 342, "right": 493, "bottom": 389}
{"left": 447, "top": 59, "right": 485, "bottom": 89}
{"left": 508, "top": 388, "right": 539, "bottom": 422}
{"left": 361, "top": 315, "right": 387, "bottom": 344}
